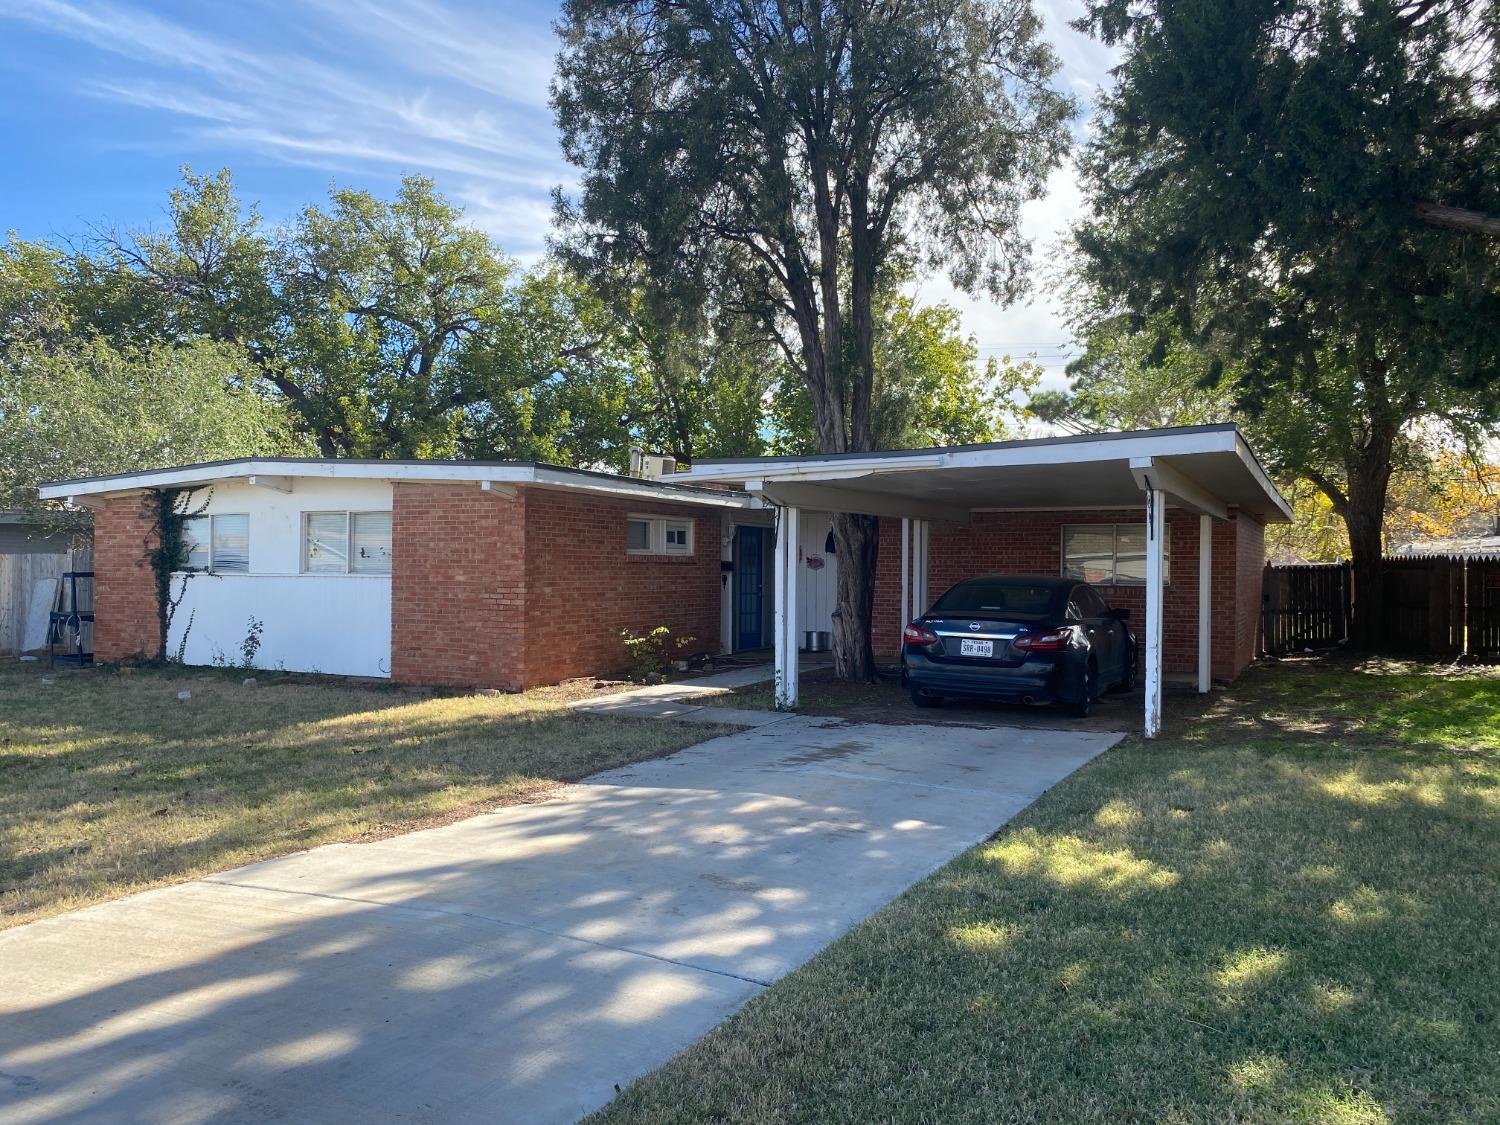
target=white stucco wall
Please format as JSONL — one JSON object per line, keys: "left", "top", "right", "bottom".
{"left": 164, "top": 478, "right": 393, "bottom": 677}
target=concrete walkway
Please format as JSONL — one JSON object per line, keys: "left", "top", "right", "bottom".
{"left": 0, "top": 717, "right": 1121, "bottom": 1125}
{"left": 567, "top": 662, "right": 785, "bottom": 726}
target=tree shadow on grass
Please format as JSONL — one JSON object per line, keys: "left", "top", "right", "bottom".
{"left": 594, "top": 666, "right": 1500, "bottom": 1124}
{"left": 1, "top": 663, "right": 725, "bottom": 928}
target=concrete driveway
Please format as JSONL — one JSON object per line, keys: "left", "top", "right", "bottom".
{"left": 0, "top": 716, "right": 1120, "bottom": 1124}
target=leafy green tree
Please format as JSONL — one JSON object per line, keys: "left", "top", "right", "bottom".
{"left": 621, "top": 302, "right": 777, "bottom": 464}
{"left": 1028, "top": 311, "right": 1237, "bottom": 435}
{"left": 1073, "top": 0, "right": 1500, "bottom": 644}
{"left": 771, "top": 292, "right": 1034, "bottom": 453}
{"left": 0, "top": 336, "right": 306, "bottom": 525}
{"left": 554, "top": 0, "right": 1073, "bottom": 679}
{"left": 28, "top": 169, "right": 642, "bottom": 465}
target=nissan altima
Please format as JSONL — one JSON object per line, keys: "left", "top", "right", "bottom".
{"left": 901, "top": 575, "right": 1136, "bottom": 716}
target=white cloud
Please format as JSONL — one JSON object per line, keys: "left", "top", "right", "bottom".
{"left": 912, "top": 0, "right": 1120, "bottom": 405}
{"left": 2, "top": 0, "right": 569, "bottom": 252}
{"left": 4, "top": 0, "right": 1116, "bottom": 381}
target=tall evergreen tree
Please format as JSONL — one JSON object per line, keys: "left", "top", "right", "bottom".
{"left": 553, "top": 0, "right": 1072, "bottom": 679}
{"left": 1074, "top": 0, "right": 1500, "bottom": 644}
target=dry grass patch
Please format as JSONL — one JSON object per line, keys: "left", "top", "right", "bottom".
{"left": 0, "top": 660, "right": 724, "bottom": 929}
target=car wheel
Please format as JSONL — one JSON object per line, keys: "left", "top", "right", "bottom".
{"left": 1063, "top": 661, "right": 1095, "bottom": 718}
{"left": 910, "top": 688, "right": 943, "bottom": 708}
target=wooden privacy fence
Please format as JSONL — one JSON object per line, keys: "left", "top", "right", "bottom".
{"left": 1262, "top": 563, "right": 1350, "bottom": 654}
{"left": 1263, "top": 554, "right": 1500, "bottom": 661}
{"left": 0, "top": 547, "right": 93, "bottom": 653}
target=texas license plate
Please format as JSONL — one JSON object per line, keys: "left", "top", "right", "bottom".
{"left": 959, "top": 638, "right": 993, "bottom": 658}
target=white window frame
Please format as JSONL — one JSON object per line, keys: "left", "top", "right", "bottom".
{"left": 301, "top": 511, "right": 393, "bottom": 576}
{"left": 626, "top": 514, "right": 695, "bottom": 557}
{"left": 1061, "top": 522, "right": 1170, "bottom": 587}
{"left": 181, "top": 513, "right": 250, "bottom": 574}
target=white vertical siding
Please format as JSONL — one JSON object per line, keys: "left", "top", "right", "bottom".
{"left": 796, "top": 511, "right": 837, "bottom": 635}
{"left": 163, "top": 478, "right": 393, "bottom": 677}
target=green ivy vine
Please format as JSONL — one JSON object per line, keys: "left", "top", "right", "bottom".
{"left": 144, "top": 486, "right": 209, "bottom": 661}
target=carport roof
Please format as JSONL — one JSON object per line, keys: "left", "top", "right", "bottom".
{"left": 682, "top": 424, "right": 1293, "bottom": 524}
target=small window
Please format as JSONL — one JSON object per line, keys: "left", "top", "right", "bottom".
{"left": 663, "top": 520, "right": 692, "bottom": 554}
{"left": 626, "top": 514, "right": 694, "bottom": 556}
{"left": 303, "top": 512, "right": 392, "bottom": 575}
{"left": 1062, "top": 523, "right": 1170, "bottom": 586}
{"left": 180, "top": 514, "right": 249, "bottom": 573}
{"left": 626, "top": 518, "right": 653, "bottom": 553}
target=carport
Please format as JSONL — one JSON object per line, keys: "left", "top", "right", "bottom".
{"left": 682, "top": 424, "right": 1293, "bottom": 737}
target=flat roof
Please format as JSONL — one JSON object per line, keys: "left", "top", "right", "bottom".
{"left": 38, "top": 457, "right": 756, "bottom": 510}
{"left": 682, "top": 424, "right": 1293, "bottom": 523}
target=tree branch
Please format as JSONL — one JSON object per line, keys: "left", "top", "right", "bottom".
{"left": 1414, "top": 200, "right": 1500, "bottom": 239}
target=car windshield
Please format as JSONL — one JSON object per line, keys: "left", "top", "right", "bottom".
{"left": 931, "top": 581, "right": 1058, "bottom": 617}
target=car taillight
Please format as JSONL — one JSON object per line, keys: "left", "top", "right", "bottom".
{"left": 903, "top": 623, "right": 939, "bottom": 645}
{"left": 1012, "top": 627, "right": 1074, "bottom": 653}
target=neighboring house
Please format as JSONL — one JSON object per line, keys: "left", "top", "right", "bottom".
{"left": 37, "top": 425, "right": 1289, "bottom": 699}
{"left": 1391, "top": 527, "right": 1500, "bottom": 557}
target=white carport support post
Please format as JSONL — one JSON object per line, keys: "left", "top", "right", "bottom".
{"left": 1198, "top": 513, "right": 1213, "bottom": 693}
{"left": 774, "top": 505, "right": 800, "bottom": 709}
{"left": 1144, "top": 486, "right": 1166, "bottom": 738}
{"left": 898, "top": 517, "right": 931, "bottom": 642}
{"left": 910, "top": 519, "right": 929, "bottom": 620}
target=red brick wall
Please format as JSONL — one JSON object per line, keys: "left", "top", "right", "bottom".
{"left": 92, "top": 494, "right": 160, "bottom": 661}
{"left": 523, "top": 490, "right": 723, "bottom": 685}
{"left": 873, "top": 508, "right": 1265, "bottom": 682}
{"left": 390, "top": 484, "right": 527, "bottom": 690}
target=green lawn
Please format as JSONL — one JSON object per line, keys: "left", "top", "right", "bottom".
{"left": 0, "top": 660, "right": 723, "bottom": 930}
{"left": 597, "top": 659, "right": 1500, "bottom": 1124}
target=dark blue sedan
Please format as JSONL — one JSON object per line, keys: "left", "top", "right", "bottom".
{"left": 901, "top": 575, "right": 1137, "bottom": 717}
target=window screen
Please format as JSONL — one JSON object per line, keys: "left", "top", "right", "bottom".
{"left": 303, "top": 512, "right": 349, "bottom": 574}
{"left": 349, "top": 512, "right": 392, "bottom": 574}
{"left": 626, "top": 518, "right": 652, "bottom": 552}
{"left": 663, "top": 520, "right": 691, "bottom": 554}
{"left": 211, "top": 514, "right": 250, "bottom": 574}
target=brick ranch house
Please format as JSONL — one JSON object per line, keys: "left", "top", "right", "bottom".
{"left": 40, "top": 425, "right": 1290, "bottom": 730}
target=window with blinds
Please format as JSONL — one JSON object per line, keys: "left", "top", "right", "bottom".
{"left": 302, "top": 512, "right": 392, "bottom": 575}
{"left": 180, "top": 514, "right": 250, "bottom": 574}
{"left": 1062, "top": 523, "right": 1169, "bottom": 586}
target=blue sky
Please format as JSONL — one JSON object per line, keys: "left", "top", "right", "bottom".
{"left": 0, "top": 0, "right": 1117, "bottom": 387}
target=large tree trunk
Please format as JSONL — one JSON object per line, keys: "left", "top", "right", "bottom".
{"left": 830, "top": 512, "right": 880, "bottom": 680}
{"left": 1342, "top": 431, "right": 1396, "bottom": 650}
{"left": 824, "top": 180, "right": 882, "bottom": 682}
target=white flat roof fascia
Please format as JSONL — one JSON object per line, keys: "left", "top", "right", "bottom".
{"left": 527, "top": 465, "right": 752, "bottom": 508}
{"left": 39, "top": 460, "right": 755, "bottom": 509}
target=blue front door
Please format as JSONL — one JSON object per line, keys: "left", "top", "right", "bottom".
{"left": 736, "top": 526, "right": 766, "bottom": 650}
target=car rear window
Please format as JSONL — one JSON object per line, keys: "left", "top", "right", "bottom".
{"left": 931, "top": 582, "right": 1059, "bottom": 616}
